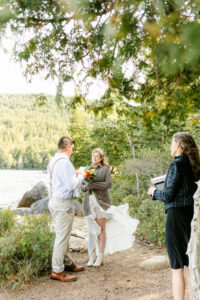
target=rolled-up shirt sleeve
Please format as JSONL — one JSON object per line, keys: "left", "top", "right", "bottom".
{"left": 152, "top": 161, "right": 180, "bottom": 203}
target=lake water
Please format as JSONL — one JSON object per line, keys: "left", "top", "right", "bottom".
{"left": 0, "top": 169, "right": 49, "bottom": 208}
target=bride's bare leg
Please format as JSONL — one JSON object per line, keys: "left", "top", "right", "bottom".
{"left": 93, "top": 218, "right": 107, "bottom": 267}
{"left": 95, "top": 218, "right": 107, "bottom": 253}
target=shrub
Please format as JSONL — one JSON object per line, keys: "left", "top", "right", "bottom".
{"left": 136, "top": 199, "right": 166, "bottom": 245}
{"left": 109, "top": 177, "right": 136, "bottom": 206}
{"left": 0, "top": 209, "right": 15, "bottom": 236}
{"left": 122, "top": 194, "right": 145, "bottom": 216}
{"left": 0, "top": 212, "right": 54, "bottom": 288}
{"left": 122, "top": 147, "right": 171, "bottom": 196}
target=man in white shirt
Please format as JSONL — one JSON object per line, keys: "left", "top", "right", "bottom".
{"left": 48, "top": 136, "right": 84, "bottom": 282}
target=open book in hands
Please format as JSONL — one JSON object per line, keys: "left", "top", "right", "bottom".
{"left": 150, "top": 175, "right": 166, "bottom": 190}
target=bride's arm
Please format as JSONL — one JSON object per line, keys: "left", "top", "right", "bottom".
{"left": 85, "top": 167, "right": 112, "bottom": 191}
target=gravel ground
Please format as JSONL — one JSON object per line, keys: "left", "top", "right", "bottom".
{"left": 0, "top": 239, "right": 191, "bottom": 300}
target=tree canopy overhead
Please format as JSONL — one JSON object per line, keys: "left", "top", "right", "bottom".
{"left": 0, "top": 0, "right": 200, "bottom": 127}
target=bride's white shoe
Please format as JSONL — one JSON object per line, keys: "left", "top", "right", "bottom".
{"left": 93, "top": 254, "right": 104, "bottom": 267}
{"left": 87, "top": 251, "right": 96, "bottom": 267}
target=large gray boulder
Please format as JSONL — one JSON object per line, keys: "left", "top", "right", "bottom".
{"left": 18, "top": 181, "right": 49, "bottom": 208}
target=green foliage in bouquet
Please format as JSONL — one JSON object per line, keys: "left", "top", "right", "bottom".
{"left": 136, "top": 199, "right": 166, "bottom": 246}
{"left": 0, "top": 211, "right": 54, "bottom": 289}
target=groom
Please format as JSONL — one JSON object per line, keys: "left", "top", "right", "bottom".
{"left": 48, "top": 136, "right": 84, "bottom": 282}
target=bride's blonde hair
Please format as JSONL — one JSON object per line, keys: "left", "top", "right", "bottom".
{"left": 92, "top": 148, "right": 109, "bottom": 167}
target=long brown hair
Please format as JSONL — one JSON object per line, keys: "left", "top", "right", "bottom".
{"left": 92, "top": 148, "right": 109, "bottom": 167}
{"left": 173, "top": 132, "right": 200, "bottom": 181}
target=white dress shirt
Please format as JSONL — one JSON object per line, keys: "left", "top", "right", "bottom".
{"left": 47, "top": 152, "right": 83, "bottom": 199}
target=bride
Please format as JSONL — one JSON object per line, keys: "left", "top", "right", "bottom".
{"left": 81, "top": 148, "right": 139, "bottom": 267}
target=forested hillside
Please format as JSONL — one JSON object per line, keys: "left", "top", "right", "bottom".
{"left": 0, "top": 94, "right": 71, "bottom": 169}
{"left": 0, "top": 94, "right": 134, "bottom": 169}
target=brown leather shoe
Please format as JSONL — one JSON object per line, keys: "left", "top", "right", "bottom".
{"left": 50, "top": 270, "right": 76, "bottom": 282}
{"left": 64, "top": 262, "right": 85, "bottom": 272}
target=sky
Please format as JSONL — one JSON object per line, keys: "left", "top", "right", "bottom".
{"left": 0, "top": 33, "right": 141, "bottom": 104}
{"left": 0, "top": 44, "right": 75, "bottom": 96}
{"left": 0, "top": 45, "right": 109, "bottom": 100}
{"left": 0, "top": 33, "right": 107, "bottom": 99}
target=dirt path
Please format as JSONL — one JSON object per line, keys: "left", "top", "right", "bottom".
{"left": 0, "top": 240, "right": 191, "bottom": 300}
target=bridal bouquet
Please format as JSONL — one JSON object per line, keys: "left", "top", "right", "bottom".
{"left": 84, "top": 168, "right": 96, "bottom": 182}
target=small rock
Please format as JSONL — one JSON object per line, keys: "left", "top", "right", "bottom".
{"left": 12, "top": 207, "right": 34, "bottom": 216}
{"left": 140, "top": 255, "right": 169, "bottom": 271}
{"left": 70, "top": 217, "right": 87, "bottom": 251}
{"left": 49, "top": 216, "right": 87, "bottom": 252}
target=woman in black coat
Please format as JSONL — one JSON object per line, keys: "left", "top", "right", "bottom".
{"left": 148, "top": 132, "right": 200, "bottom": 300}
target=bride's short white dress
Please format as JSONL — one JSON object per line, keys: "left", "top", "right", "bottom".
{"left": 85, "top": 193, "right": 139, "bottom": 255}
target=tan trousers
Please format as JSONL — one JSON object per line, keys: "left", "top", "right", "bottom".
{"left": 48, "top": 198, "right": 74, "bottom": 273}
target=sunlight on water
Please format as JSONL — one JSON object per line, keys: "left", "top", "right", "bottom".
{"left": 0, "top": 169, "right": 49, "bottom": 208}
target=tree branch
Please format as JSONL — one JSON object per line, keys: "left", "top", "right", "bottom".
{"left": 15, "top": 16, "right": 71, "bottom": 24}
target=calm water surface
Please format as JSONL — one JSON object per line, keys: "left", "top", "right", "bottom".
{"left": 0, "top": 169, "right": 49, "bottom": 208}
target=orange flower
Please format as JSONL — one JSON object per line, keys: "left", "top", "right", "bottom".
{"left": 84, "top": 168, "right": 96, "bottom": 182}
{"left": 86, "top": 171, "right": 92, "bottom": 179}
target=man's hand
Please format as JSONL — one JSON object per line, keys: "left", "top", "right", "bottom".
{"left": 148, "top": 186, "right": 156, "bottom": 197}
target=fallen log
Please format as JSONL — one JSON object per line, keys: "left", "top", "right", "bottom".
{"left": 71, "top": 233, "right": 85, "bottom": 239}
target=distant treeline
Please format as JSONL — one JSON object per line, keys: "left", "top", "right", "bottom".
{"left": 1, "top": 94, "right": 200, "bottom": 171}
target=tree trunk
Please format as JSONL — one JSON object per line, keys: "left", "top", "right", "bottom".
{"left": 187, "top": 193, "right": 200, "bottom": 299}
{"left": 135, "top": 172, "right": 140, "bottom": 196}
